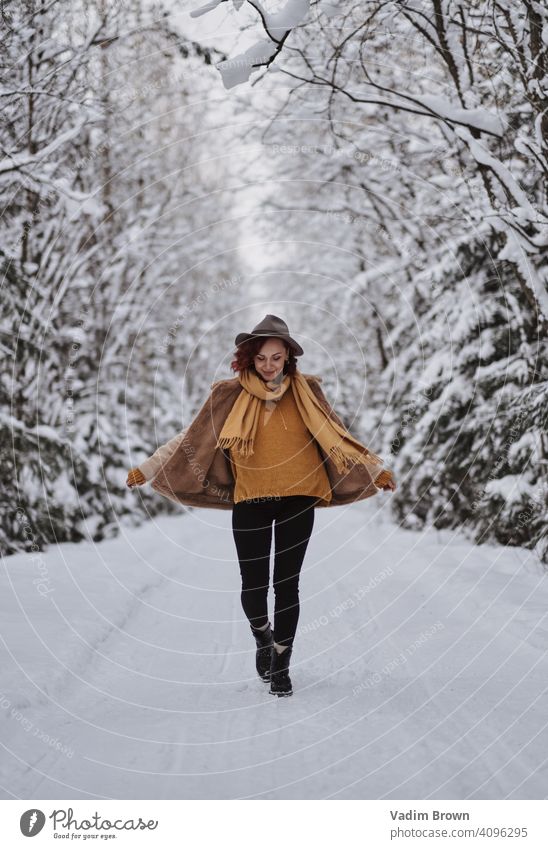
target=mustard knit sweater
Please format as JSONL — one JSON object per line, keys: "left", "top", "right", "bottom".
{"left": 229, "top": 383, "right": 333, "bottom": 504}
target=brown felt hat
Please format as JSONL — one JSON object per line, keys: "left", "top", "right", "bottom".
{"left": 234, "top": 314, "right": 304, "bottom": 356}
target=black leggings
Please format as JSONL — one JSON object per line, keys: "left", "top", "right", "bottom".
{"left": 232, "top": 495, "right": 317, "bottom": 647}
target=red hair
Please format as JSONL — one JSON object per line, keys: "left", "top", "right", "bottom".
{"left": 230, "top": 337, "right": 299, "bottom": 376}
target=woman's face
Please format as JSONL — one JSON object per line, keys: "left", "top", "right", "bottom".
{"left": 253, "top": 338, "right": 288, "bottom": 381}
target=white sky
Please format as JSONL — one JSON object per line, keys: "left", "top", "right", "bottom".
{"left": 163, "top": 0, "right": 260, "bottom": 54}
{"left": 161, "top": 1, "right": 295, "bottom": 286}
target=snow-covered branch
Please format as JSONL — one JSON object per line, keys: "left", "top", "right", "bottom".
{"left": 191, "top": 0, "right": 310, "bottom": 87}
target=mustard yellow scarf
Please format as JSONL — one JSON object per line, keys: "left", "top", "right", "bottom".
{"left": 216, "top": 367, "right": 383, "bottom": 475}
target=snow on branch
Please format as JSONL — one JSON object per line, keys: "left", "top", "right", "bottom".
{"left": 248, "top": 0, "right": 309, "bottom": 41}
{"left": 190, "top": 0, "right": 310, "bottom": 88}
{"left": 217, "top": 39, "right": 280, "bottom": 88}
{"left": 190, "top": 0, "right": 226, "bottom": 18}
{"left": 414, "top": 95, "right": 506, "bottom": 139}
{"left": 454, "top": 126, "right": 538, "bottom": 218}
{"left": 0, "top": 118, "right": 87, "bottom": 176}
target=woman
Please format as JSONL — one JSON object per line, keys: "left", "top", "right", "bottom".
{"left": 126, "top": 314, "right": 396, "bottom": 697}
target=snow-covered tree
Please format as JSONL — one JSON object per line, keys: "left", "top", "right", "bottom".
{"left": 0, "top": 0, "right": 240, "bottom": 553}
{"left": 192, "top": 0, "right": 548, "bottom": 562}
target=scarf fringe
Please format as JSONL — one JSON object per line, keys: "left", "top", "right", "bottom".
{"left": 329, "top": 444, "right": 384, "bottom": 474}
{"left": 217, "top": 435, "right": 255, "bottom": 456}
{"left": 218, "top": 369, "right": 385, "bottom": 473}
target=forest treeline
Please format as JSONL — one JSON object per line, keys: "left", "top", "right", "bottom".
{"left": 1, "top": 0, "right": 547, "bottom": 562}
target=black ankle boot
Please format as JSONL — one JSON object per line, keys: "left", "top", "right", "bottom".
{"left": 269, "top": 644, "right": 293, "bottom": 697}
{"left": 250, "top": 622, "right": 274, "bottom": 681}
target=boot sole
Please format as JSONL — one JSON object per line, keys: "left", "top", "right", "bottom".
{"left": 269, "top": 689, "right": 293, "bottom": 697}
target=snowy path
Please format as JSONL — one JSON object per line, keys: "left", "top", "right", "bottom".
{"left": 1, "top": 499, "right": 547, "bottom": 800}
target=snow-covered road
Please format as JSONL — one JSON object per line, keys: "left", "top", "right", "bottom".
{"left": 1, "top": 499, "right": 547, "bottom": 799}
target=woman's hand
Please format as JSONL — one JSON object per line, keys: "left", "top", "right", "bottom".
{"left": 126, "top": 467, "right": 146, "bottom": 488}
{"left": 375, "top": 469, "right": 397, "bottom": 492}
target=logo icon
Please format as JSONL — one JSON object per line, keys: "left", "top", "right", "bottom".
{"left": 20, "top": 809, "right": 46, "bottom": 837}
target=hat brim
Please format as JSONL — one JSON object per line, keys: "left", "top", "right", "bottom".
{"left": 234, "top": 332, "right": 303, "bottom": 357}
